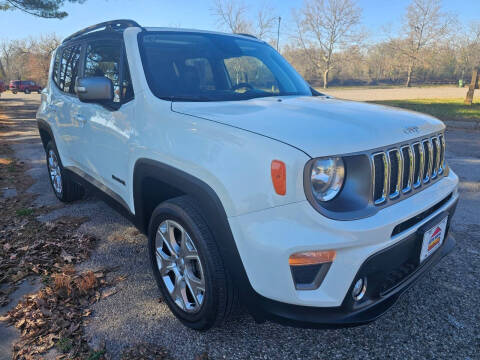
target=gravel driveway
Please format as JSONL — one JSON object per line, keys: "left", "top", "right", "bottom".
{"left": 2, "top": 93, "right": 479, "bottom": 360}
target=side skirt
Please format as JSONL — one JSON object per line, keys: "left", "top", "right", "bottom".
{"left": 64, "top": 166, "right": 139, "bottom": 228}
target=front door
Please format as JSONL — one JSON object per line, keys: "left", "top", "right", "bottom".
{"left": 78, "top": 38, "right": 135, "bottom": 203}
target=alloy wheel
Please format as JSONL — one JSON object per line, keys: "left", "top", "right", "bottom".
{"left": 47, "top": 149, "right": 62, "bottom": 195}
{"left": 155, "top": 220, "right": 206, "bottom": 313}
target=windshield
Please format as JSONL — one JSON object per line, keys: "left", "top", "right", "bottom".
{"left": 139, "top": 32, "right": 312, "bottom": 102}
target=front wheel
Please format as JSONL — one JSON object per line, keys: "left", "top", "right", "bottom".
{"left": 148, "top": 196, "right": 238, "bottom": 330}
{"left": 45, "top": 141, "right": 84, "bottom": 202}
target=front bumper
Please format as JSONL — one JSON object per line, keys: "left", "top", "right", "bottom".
{"left": 228, "top": 171, "right": 459, "bottom": 327}
{"left": 251, "top": 210, "right": 456, "bottom": 328}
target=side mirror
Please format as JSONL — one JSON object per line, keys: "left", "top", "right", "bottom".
{"left": 76, "top": 77, "right": 113, "bottom": 103}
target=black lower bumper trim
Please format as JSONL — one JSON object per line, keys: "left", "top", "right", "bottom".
{"left": 250, "top": 198, "right": 458, "bottom": 328}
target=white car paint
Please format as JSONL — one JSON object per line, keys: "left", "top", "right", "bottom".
{"left": 172, "top": 96, "right": 445, "bottom": 157}
{"left": 37, "top": 26, "right": 459, "bottom": 309}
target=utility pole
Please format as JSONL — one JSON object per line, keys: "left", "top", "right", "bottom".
{"left": 276, "top": 16, "right": 281, "bottom": 52}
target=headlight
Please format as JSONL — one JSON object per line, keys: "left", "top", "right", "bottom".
{"left": 309, "top": 157, "right": 345, "bottom": 201}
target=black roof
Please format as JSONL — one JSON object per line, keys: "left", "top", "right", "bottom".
{"left": 62, "top": 20, "right": 260, "bottom": 45}
{"left": 62, "top": 19, "right": 141, "bottom": 44}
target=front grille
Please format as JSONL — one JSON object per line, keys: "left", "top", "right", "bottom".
{"left": 371, "top": 133, "right": 446, "bottom": 206}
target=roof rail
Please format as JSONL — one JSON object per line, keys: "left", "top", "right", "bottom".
{"left": 235, "top": 33, "right": 258, "bottom": 39}
{"left": 62, "top": 19, "right": 141, "bottom": 43}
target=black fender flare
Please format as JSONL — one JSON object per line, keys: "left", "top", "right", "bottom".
{"left": 132, "top": 158, "right": 265, "bottom": 319}
{"left": 37, "top": 118, "right": 56, "bottom": 150}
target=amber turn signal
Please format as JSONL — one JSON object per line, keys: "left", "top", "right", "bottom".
{"left": 289, "top": 250, "right": 336, "bottom": 266}
{"left": 271, "top": 160, "right": 286, "bottom": 195}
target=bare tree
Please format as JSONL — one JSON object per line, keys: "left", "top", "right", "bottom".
{"left": 25, "top": 34, "right": 61, "bottom": 85}
{"left": 458, "top": 21, "right": 480, "bottom": 73}
{"left": 254, "top": 3, "right": 277, "bottom": 40}
{"left": 211, "top": 0, "right": 251, "bottom": 34}
{"left": 294, "top": 0, "right": 362, "bottom": 88}
{"left": 211, "top": 0, "right": 277, "bottom": 41}
{"left": 0, "top": 34, "right": 60, "bottom": 85}
{"left": 395, "top": 0, "right": 453, "bottom": 87}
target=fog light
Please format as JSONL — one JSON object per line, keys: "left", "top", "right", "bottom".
{"left": 352, "top": 277, "right": 367, "bottom": 301}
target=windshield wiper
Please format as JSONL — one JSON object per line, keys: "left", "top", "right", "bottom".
{"left": 161, "top": 95, "right": 214, "bottom": 102}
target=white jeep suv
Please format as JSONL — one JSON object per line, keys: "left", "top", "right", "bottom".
{"left": 37, "top": 20, "right": 459, "bottom": 330}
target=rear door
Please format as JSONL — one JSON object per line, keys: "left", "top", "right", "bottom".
{"left": 51, "top": 42, "right": 86, "bottom": 168}
{"left": 77, "top": 38, "right": 135, "bottom": 202}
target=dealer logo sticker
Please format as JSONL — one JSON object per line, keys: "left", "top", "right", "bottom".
{"left": 428, "top": 227, "right": 442, "bottom": 251}
{"left": 420, "top": 217, "right": 448, "bottom": 262}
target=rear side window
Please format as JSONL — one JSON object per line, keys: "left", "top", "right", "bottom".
{"left": 58, "top": 44, "right": 82, "bottom": 94}
{"left": 53, "top": 50, "right": 61, "bottom": 86}
{"left": 84, "top": 40, "right": 121, "bottom": 103}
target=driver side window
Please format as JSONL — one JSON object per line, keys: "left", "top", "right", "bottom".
{"left": 224, "top": 56, "right": 279, "bottom": 93}
{"left": 85, "top": 40, "right": 121, "bottom": 103}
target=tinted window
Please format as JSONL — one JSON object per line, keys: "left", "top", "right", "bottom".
{"left": 139, "top": 32, "right": 311, "bottom": 102}
{"left": 184, "top": 58, "right": 216, "bottom": 91}
{"left": 59, "top": 44, "right": 82, "bottom": 94}
{"left": 224, "top": 56, "right": 279, "bottom": 94}
{"left": 85, "top": 41, "right": 121, "bottom": 103}
{"left": 121, "top": 58, "right": 134, "bottom": 103}
{"left": 53, "top": 50, "right": 61, "bottom": 86}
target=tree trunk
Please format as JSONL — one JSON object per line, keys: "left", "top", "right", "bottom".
{"left": 323, "top": 69, "right": 329, "bottom": 89}
{"left": 0, "top": 59, "right": 6, "bottom": 79}
{"left": 405, "top": 63, "right": 414, "bottom": 87}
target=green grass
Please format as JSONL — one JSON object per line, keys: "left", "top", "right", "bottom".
{"left": 56, "top": 337, "right": 73, "bottom": 353}
{"left": 16, "top": 208, "right": 34, "bottom": 216}
{"left": 316, "top": 84, "right": 457, "bottom": 91}
{"left": 7, "top": 162, "right": 16, "bottom": 172}
{"left": 370, "top": 98, "right": 480, "bottom": 121}
{"left": 87, "top": 350, "right": 106, "bottom": 360}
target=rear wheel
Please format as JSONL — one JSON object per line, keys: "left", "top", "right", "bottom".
{"left": 12, "top": 90, "right": 17, "bottom": 94}
{"left": 45, "top": 141, "right": 84, "bottom": 202}
{"left": 148, "top": 196, "right": 238, "bottom": 330}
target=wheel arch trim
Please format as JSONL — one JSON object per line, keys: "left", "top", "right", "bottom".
{"left": 37, "top": 118, "right": 55, "bottom": 150}
{"left": 132, "top": 158, "right": 262, "bottom": 316}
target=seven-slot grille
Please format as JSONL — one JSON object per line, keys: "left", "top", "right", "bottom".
{"left": 371, "top": 134, "right": 446, "bottom": 205}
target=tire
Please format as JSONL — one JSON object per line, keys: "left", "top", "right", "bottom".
{"left": 37, "top": 90, "right": 42, "bottom": 94}
{"left": 148, "top": 196, "right": 238, "bottom": 330}
{"left": 45, "top": 141, "right": 84, "bottom": 202}
{"left": 24, "top": 89, "right": 31, "bottom": 94}
{"left": 12, "top": 90, "right": 17, "bottom": 94}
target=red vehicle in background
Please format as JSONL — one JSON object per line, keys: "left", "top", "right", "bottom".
{"left": 9, "top": 80, "right": 42, "bottom": 94}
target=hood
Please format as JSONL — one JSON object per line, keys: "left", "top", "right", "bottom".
{"left": 172, "top": 96, "right": 445, "bottom": 157}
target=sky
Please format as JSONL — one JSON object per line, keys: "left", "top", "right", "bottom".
{"left": 0, "top": 0, "right": 479, "bottom": 43}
